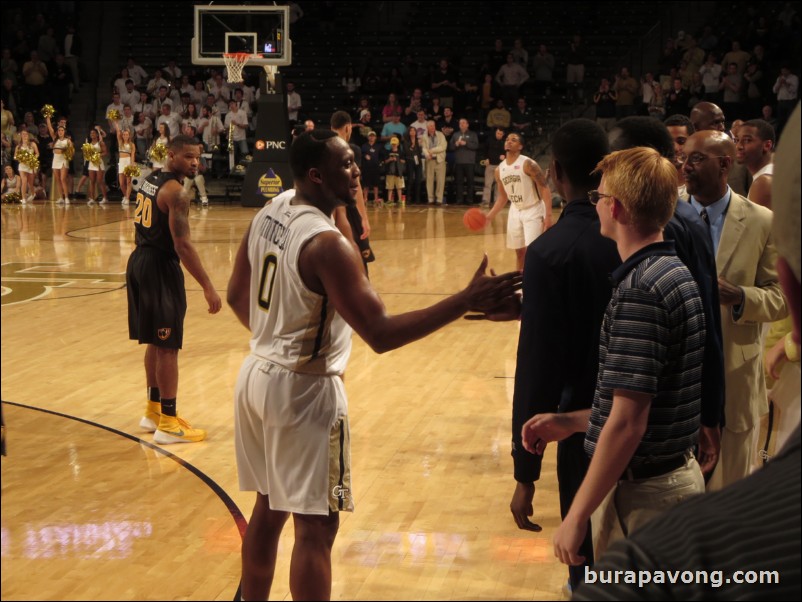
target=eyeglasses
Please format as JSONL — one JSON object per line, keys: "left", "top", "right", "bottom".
{"left": 677, "top": 152, "right": 729, "bottom": 165}
{"left": 588, "top": 190, "right": 614, "bottom": 205}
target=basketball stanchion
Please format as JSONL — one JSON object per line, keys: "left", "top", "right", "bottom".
{"left": 263, "top": 64, "right": 278, "bottom": 93}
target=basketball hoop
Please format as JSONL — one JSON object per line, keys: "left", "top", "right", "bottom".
{"left": 223, "top": 52, "right": 254, "bottom": 83}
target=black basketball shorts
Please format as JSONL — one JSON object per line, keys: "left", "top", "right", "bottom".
{"left": 126, "top": 247, "right": 187, "bottom": 349}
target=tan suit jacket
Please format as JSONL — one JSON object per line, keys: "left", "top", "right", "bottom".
{"left": 716, "top": 192, "right": 788, "bottom": 432}
{"left": 421, "top": 131, "right": 447, "bottom": 164}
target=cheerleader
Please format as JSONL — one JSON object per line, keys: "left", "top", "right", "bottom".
{"left": 13, "top": 129, "right": 39, "bottom": 203}
{"left": 1, "top": 164, "right": 21, "bottom": 202}
{"left": 115, "top": 121, "right": 135, "bottom": 205}
{"left": 46, "top": 115, "right": 73, "bottom": 204}
{"left": 86, "top": 127, "right": 109, "bottom": 205}
{"left": 149, "top": 122, "right": 170, "bottom": 172}
{"left": 74, "top": 125, "right": 105, "bottom": 199}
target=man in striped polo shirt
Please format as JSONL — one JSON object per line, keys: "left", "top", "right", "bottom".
{"left": 521, "top": 147, "right": 707, "bottom": 566}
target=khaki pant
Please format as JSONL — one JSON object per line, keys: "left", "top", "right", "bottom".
{"left": 183, "top": 174, "right": 207, "bottom": 200}
{"left": 593, "top": 454, "right": 704, "bottom": 558}
{"left": 482, "top": 163, "right": 497, "bottom": 204}
{"left": 708, "top": 424, "right": 758, "bottom": 491}
{"left": 425, "top": 159, "right": 446, "bottom": 203}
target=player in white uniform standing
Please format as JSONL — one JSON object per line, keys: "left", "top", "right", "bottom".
{"left": 734, "top": 118, "right": 775, "bottom": 209}
{"left": 227, "top": 130, "right": 524, "bottom": 601}
{"left": 484, "top": 132, "right": 553, "bottom": 270}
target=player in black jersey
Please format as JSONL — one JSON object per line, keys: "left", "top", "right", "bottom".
{"left": 126, "top": 135, "right": 222, "bottom": 444}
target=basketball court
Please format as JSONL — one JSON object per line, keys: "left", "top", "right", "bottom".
{"left": 2, "top": 6, "right": 570, "bottom": 599}
{"left": 1, "top": 201, "right": 569, "bottom": 600}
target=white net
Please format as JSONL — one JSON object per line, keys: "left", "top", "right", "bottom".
{"left": 223, "top": 53, "right": 252, "bottom": 83}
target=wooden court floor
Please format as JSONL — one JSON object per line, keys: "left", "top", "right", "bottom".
{"left": 1, "top": 199, "right": 569, "bottom": 601}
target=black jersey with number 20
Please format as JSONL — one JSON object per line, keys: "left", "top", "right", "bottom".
{"left": 133, "top": 171, "right": 182, "bottom": 261}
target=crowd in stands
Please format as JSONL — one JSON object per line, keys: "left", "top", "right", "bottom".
{"left": 591, "top": 14, "right": 800, "bottom": 137}
{"left": 1, "top": 1, "right": 800, "bottom": 206}
{"left": 2, "top": 4, "right": 81, "bottom": 202}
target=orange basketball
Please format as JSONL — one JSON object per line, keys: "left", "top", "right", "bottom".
{"left": 463, "top": 208, "right": 487, "bottom": 231}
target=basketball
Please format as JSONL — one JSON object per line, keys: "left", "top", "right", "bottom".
{"left": 463, "top": 208, "right": 487, "bottom": 232}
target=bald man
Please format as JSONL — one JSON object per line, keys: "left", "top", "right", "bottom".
{"left": 683, "top": 129, "right": 788, "bottom": 489}
{"left": 690, "top": 101, "right": 726, "bottom": 132}
{"left": 690, "top": 101, "right": 750, "bottom": 196}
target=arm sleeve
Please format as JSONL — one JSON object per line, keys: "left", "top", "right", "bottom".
{"left": 739, "top": 234, "right": 788, "bottom": 324}
{"left": 512, "top": 247, "right": 568, "bottom": 482}
{"left": 665, "top": 211, "right": 725, "bottom": 427}
{"left": 598, "top": 286, "right": 667, "bottom": 397}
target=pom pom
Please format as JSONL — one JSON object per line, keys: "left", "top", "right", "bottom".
{"left": 4, "top": 191, "right": 22, "bottom": 203}
{"left": 123, "top": 164, "right": 141, "bottom": 178}
{"left": 16, "top": 148, "right": 40, "bottom": 171}
{"left": 82, "top": 142, "right": 102, "bottom": 166}
{"left": 64, "top": 142, "right": 75, "bottom": 162}
{"left": 41, "top": 104, "right": 56, "bottom": 119}
{"left": 149, "top": 143, "right": 168, "bottom": 163}
{"left": 106, "top": 108, "right": 121, "bottom": 121}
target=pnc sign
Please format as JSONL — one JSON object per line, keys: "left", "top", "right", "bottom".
{"left": 257, "top": 140, "right": 287, "bottom": 150}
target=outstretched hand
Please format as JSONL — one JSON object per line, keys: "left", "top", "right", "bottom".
{"left": 463, "top": 255, "right": 523, "bottom": 313}
{"left": 464, "top": 290, "right": 522, "bottom": 321}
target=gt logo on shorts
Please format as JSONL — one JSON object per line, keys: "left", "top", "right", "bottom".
{"left": 332, "top": 485, "right": 350, "bottom": 499}
{"left": 157, "top": 328, "right": 172, "bottom": 340}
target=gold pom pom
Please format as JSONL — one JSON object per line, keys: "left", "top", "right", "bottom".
{"left": 123, "top": 164, "right": 141, "bottom": 178}
{"left": 64, "top": 142, "right": 75, "bottom": 162}
{"left": 41, "top": 104, "right": 56, "bottom": 119}
{"left": 106, "top": 109, "right": 121, "bottom": 121}
{"left": 16, "top": 148, "right": 40, "bottom": 171}
{"left": 4, "top": 191, "right": 22, "bottom": 203}
{"left": 149, "top": 143, "right": 168, "bottom": 163}
{"left": 81, "top": 142, "right": 102, "bottom": 166}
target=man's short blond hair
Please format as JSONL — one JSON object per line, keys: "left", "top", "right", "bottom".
{"left": 593, "top": 147, "right": 677, "bottom": 232}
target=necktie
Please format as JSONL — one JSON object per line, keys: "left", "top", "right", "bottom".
{"left": 700, "top": 207, "right": 711, "bottom": 228}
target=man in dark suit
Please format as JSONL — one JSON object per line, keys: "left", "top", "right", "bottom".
{"left": 475, "top": 119, "right": 619, "bottom": 591}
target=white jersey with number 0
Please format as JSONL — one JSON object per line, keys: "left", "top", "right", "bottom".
{"left": 247, "top": 189, "right": 352, "bottom": 375}
{"left": 499, "top": 154, "right": 541, "bottom": 210}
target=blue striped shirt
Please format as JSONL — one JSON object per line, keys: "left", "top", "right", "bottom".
{"left": 584, "top": 241, "right": 706, "bottom": 466}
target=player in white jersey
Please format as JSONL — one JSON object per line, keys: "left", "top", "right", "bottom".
{"left": 227, "top": 130, "right": 524, "bottom": 601}
{"left": 734, "top": 118, "right": 775, "bottom": 209}
{"left": 484, "top": 132, "right": 553, "bottom": 270}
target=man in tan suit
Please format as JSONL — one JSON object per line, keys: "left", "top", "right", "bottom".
{"left": 683, "top": 130, "right": 788, "bottom": 489}
{"left": 421, "top": 120, "right": 447, "bottom": 205}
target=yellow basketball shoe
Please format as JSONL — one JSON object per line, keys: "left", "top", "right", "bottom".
{"left": 139, "top": 400, "right": 162, "bottom": 432}
{"left": 153, "top": 415, "right": 207, "bottom": 444}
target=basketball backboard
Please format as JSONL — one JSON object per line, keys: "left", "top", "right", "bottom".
{"left": 192, "top": 5, "right": 291, "bottom": 66}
